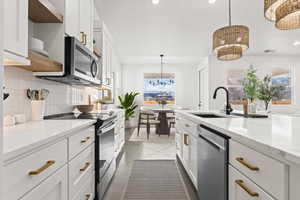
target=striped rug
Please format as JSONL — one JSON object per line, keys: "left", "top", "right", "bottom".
{"left": 123, "top": 160, "right": 190, "bottom": 200}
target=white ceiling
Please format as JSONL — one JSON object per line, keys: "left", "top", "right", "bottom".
{"left": 98, "top": 0, "right": 300, "bottom": 64}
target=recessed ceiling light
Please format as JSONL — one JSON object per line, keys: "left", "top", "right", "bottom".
{"left": 293, "top": 40, "right": 300, "bottom": 46}
{"left": 209, "top": 0, "right": 216, "bottom": 4}
{"left": 152, "top": 0, "right": 159, "bottom": 5}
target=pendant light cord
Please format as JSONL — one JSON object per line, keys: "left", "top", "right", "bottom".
{"left": 229, "top": 0, "right": 232, "bottom": 26}
{"left": 160, "top": 54, "right": 164, "bottom": 81}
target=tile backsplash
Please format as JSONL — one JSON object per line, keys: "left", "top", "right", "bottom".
{"left": 4, "top": 67, "right": 99, "bottom": 120}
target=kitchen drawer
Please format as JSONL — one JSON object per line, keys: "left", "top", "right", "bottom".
{"left": 181, "top": 118, "right": 197, "bottom": 136}
{"left": 19, "top": 165, "right": 68, "bottom": 200}
{"left": 4, "top": 139, "right": 68, "bottom": 200}
{"left": 69, "top": 144, "right": 95, "bottom": 199}
{"left": 72, "top": 172, "right": 95, "bottom": 200}
{"left": 229, "top": 165, "right": 275, "bottom": 200}
{"left": 229, "top": 140, "right": 287, "bottom": 200}
{"left": 69, "top": 126, "right": 95, "bottom": 160}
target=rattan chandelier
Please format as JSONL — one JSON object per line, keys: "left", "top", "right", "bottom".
{"left": 212, "top": 0, "right": 249, "bottom": 61}
{"left": 264, "top": 0, "right": 300, "bottom": 30}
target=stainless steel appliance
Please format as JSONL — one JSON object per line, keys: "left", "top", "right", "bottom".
{"left": 45, "top": 112, "right": 117, "bottom": 200}
{"left": 97, "top": 117, "right": 116, "bottom": 200}
{"left": 38, "top": 37, "right": 101, "bottom": 86}
{"left": 197, "top": 124, "right": 230, "bottom": 200}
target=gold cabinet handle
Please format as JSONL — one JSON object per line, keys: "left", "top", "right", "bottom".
{"left": 236, "top": 157, "right": 259, "bottom": 171}
{"left": 28, "top": 160, "right": 55, "bottom": 175}
{"left": 184, "top": 134, "right": 189, "bottom": 146}
{"left": 235, "top": 180, "right": 259, "bottom": 197}
{"left": 85, "top": 193, "right": 92, "bottom": 200}
{"left": 81, "top": 136, "right": 91, "bottom": 143}
{"left": 80, "top": 162, "right": 91, "bottom": 172}
{"left": 83, "top": 33, "right": 87, "bottom": 45}
{"left": 80, "top": 32, "right": 85, "bottom": 44}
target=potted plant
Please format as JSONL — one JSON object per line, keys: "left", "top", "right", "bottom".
{"left": 118, "top": 92, "right": 139, "bottom": 127}
{"left": 243, "top": 66, "right": 259, "bottom": 113}
{"left": 258, "top": 75, "right": 281, "bottom": 112}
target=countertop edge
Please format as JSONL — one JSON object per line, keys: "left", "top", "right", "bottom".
{"left": 175, "top": 110, "right": 300, "bottom": 166}
{"left": 3, "top": 120, "right": 96, "bottom": 163}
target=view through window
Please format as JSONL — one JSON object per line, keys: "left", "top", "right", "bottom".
{"left": 144, "top": 73, "right": 176, "bottom": 105}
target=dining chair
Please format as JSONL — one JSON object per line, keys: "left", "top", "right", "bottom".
{"left": 137, "top": 108, "right": 160, "bottom": 140}
{"left": 167, "top": 111, "right": 176, "bottom": 128}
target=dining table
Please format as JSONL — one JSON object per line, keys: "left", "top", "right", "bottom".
{"left": 151, "top": 108, "right": 174, "bottom": 136}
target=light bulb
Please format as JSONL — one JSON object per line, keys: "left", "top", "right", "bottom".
{"left": 209, "top": 0, "right": 216, "bottom": 4}
{"left": 152, "top": 0, "right": 159, "bottom": 5}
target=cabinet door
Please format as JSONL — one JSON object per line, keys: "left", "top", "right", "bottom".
{"left": 229, "top": 165, "right": 275, "bottom": 200}
{"left": 182, "top": 133, "right": 190, "bottom": 167}
{"left": 65, "top": 0, "right": 80, "bottom": 39}
{"left": 79, "top": 0, "right": 93, "bottom": 51}
{"left": 4, "top": 0, "right": 28, "bottom": 57}
{"left": 20, "top": 166, "right": 68, "bottom": 200}
{"left": 189, "top": 134, "right": 198, "bottom": 187}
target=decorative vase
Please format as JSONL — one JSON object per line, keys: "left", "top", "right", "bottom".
{"left": 248, "top": 101, "right": 256, "bottom": 114}
{"left": 31, "top": 100, "right": 45, "bottom": 121}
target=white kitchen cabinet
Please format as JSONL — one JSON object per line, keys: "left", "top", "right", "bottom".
{"left": 229, "top": 165, "right": 275, "bottom": 200}
{"left": 189, "top": 134, "right": 198, "bottom": 187}
{"left": 3, "top": 0, "right": 29, "bottom": 64}
{"left": 20, "top": 166, "right": 68, "bottom": 200}
{"left": 115, "top": 110, "right": 125, "bottom": 157}
{"left": 101, "top": 23, "right": 113, "bottom": 87}
{"left": 65, "top": 0, "right": 94, "bottom": 51}
{"left": 65, "top": 0, "right": 80, "bottom": 38}
{"left": 79, "top": 0, "right": 94, "bottom": 51}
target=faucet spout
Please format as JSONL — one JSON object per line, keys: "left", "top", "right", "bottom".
{"left": 213, "top": 87, "right": 233, "bottom": 115}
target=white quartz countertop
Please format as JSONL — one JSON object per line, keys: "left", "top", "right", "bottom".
{"left": 3, "top": 120, "right": 96, "bottom": 162}
{"left": 176, "top": 110, "right": 300, "bottom": 165}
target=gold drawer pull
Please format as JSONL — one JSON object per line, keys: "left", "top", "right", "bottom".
{"left": 80, "top": 162, "right": 91, "bottom": 172}
{"left": 184, "top": 134, "right": 189, "bottom": 146}
{"left": 185, "top": 124, "right": 190, "bottom": 127}
{"left": 235, "top": 180, "right": 259, "bottom": 197}
{"left": 236, "top": 157, "right": 259, "bottom": 171}
{"left": 81, "top": 136, "right": 91, "bottom": 143}
{"left": 29, "top": 160, "right": 55, "bottom": 175}
{"left": 85, "top": 193, "right": 92, "bottom": 200}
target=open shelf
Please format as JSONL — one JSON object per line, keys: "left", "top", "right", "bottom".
{"left": 17, "top": 50, "right": 63, "bottom": 72}
{"left": 29, "top": 0, "right": 63, "bottom": 23}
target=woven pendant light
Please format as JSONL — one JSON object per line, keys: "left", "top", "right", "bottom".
{"left": 264, "top": 0, "right": 300, "bottom": 30}
{"left": 212, "top": 0, "right": 249, "bottom": 61}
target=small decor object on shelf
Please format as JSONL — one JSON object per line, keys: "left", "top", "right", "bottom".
{"left": 258, "top": 75, "right": 282, "bottom": 112}
{"left": 212, "top": 0, "right": 249, "bottom": 61}
{"left": 243, "top": 66, "right": 259, "bottom": 113}
{"left": 118, "top": 92, "right": 139, "bottom": 122}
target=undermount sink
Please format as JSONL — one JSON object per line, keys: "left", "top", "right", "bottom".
{"left": 192, "top": 113, "right": 227, "bottom": 118}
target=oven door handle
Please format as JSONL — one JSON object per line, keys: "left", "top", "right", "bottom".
{"left": 98, "top": 123, "right": 116, "bottom": 135}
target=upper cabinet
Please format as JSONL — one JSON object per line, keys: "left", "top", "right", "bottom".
{"left": 3, "top": 0, "right": 30, "bottom": 65}
{"left": 65, "top": 0, "right": 94, "bottom": 51}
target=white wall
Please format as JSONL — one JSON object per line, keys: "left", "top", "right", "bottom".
{"left": 209, "top": 55, "right": 300, "bottom": 114}
{"left": 122, "top": 63, "right": 199, "bottom": 109}
{"left": 3, "top": 67, "right": 100, "bottom": 120}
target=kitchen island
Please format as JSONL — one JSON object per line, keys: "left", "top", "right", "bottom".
{"left": 175, "top": 110, "right": 300, "bottom": 200}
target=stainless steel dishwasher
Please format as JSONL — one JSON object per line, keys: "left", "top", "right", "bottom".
{"left": 197, "top": 124, "right": 230, "bottom": 200}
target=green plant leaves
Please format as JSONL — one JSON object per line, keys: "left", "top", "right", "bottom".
{"left": 118, "top": 92, "right": 139, "bottom": 120}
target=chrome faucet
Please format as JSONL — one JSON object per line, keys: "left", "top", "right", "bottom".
{"left": 213, "top": 87, "right": 233, "bottom": 115}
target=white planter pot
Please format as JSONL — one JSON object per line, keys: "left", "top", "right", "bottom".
{"left": 248, "top": 102, "right": 257, "bottom": 114}
{"left": 31, "top": 100, "right": 45, "bottom": 121}
{"left": 125, "top": 118, "right": 136, "bottom": 128}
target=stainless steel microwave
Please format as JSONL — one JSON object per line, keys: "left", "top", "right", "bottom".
{"left": 38, "top": 37, "right": 101, "bottom": 86}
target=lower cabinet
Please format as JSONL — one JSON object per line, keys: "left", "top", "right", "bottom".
{"left": 189, "top": 134, "right": 198, "bottom": 187}
{"left": 229, "top": 165, "right": 275, "bottom": 200}
{"left": 20, "top": 166, "right": 68, "bottom": 200}
{"left": 72, "top": 172, "right": 95, "bottom": 200}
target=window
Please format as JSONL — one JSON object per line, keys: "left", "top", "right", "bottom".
{"left": 226, "top": 67, "right": 292, "bottom": 105}
{"left": 144, "top": 73, "right": 175, "bottom": 105}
